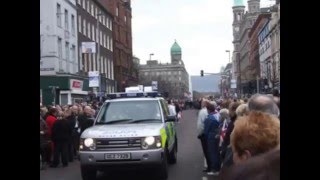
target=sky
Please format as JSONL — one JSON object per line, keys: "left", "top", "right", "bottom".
{"left": 131, "top": 0, "right": 276, "bottom": 76}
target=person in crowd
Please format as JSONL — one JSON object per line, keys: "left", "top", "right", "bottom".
{"left": 230, "top": 111, "right": 280, "bottom": 165}
{"left": 204, "top": 102, "right": 221, "bottom": 176}
{"left": 50, "top": 110, "right": 72, "bottom": 168}
{"left": 235, "top": 104, "right": 249, "bottom": 117}
{"left": 219, "top": 109, "right": 230, "bottom": 148}
{"left": 45, "top": 107, "right": 59, "bottom": 164}
{"left": 243, "top": 98, "right": 248, "bottom": 104}
{"left": 40, "top": 106, "right": 48, "bottom": 119}
{"left": 247, "top": 94, "right": 279, "bottom": 117}
{"left": 174, "top": 101, "right": 182, "bottom": 122}
{"left": 272, "top": 89, "right": 280, "bottom": 98}
{"left": 40, "top": 115, "right": 50, "bottom": 169}
{"left": 220, "top": 102, "right": 241, "bottom": 167}
{"left": 66, "top": 105, "right": 80, "bottom": 162}
{"left": 78, "top": 106, "right": 95, "bottom": 135}
{"left": 168, "top": 99, "right": 177, "bottom": 116}
{"left": 220, "top": 146, "right": 280, "bottom": 180}
{"left": 197, "top": 99, "right": 210, "bottom": 172}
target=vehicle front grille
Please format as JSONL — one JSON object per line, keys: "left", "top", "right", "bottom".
{"left": 96, "top": 138, "right": 142, "bottom": 151}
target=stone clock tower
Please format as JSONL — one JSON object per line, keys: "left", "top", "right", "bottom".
{"left": 232, "top": 0, "right": 245, "bottom": 52}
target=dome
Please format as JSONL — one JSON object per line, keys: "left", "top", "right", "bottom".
{"left": 170, "top": 41, "right": 181, "bottom": 55}
{"left": 234, "top": 0, "right": 244, "bottom": 6}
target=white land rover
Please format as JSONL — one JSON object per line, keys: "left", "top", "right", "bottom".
{"left": 79, "top": 92, "right": 178, "bottom": 180}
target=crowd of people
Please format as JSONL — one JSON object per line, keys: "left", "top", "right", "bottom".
{"left": 196, "top": 89, "right": 280, "bottom": 179}
{"left": 40, "top": 102, "right": 101, "bottom": 169}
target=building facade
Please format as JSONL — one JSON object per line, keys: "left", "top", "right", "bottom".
{"left": 100, "top": 0, "right": 137, "bottom": 91}
{"left": 139, "top": 41, "right": 189, "bottom": 99}
{"left": 232, "top": 0, "right": 273, "bottom": 96}
{"left": 249, "top": 13, "right": 271, "bottom": 93}
{"left": 76, "top": 0, "right": 115, "bottom": 100}
{"left": 41, "top": 0, "right": 90, "bottom": 105}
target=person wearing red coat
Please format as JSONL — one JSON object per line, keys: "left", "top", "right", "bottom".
{"left": 45, "top": 108, "right": 59, "bottom": 164}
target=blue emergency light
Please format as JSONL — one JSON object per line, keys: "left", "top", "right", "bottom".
{"left": 106, "top": 91, "right": 161, "bottom": 99}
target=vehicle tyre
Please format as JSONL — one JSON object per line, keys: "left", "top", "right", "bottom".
{"left": 81, "top": 166, "right": 97, "bottom": 180}
{"left": 168, "top": 141, "right": 177, "bottom": 164}
{"left": 159, "top": 149, "right": 168, "bottom": 180}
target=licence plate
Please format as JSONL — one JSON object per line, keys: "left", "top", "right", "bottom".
{"left": 105, "top": 153, "right": 131, "bottom": 160}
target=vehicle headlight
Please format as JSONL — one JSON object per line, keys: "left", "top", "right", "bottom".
{"left": 83, "top": 138, "right": 96, "bottom": 150}
{"left": 144, "top": 136, "right": 155, "bottom": 145}
{"left": 142, "top": 136, "right": 161, "bottom": 149}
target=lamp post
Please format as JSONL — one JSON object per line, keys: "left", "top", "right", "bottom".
{"left": 226, "top": 50, "right": 231, "bottom": 63}
{"left": 149, "top": 53, "right": 154, "bottom": 60}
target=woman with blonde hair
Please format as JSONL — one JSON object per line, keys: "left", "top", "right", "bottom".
{"left": 236, "top": 104, "right": 249, "bottom": 117}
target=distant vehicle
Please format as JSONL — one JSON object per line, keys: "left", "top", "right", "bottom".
{"left": 79, "top": 90, "right": 178, "bottom": 180}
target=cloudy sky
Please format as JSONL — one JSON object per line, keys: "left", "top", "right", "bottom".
{"left": 131, "top": 0, "right": 275, "bottom": 76}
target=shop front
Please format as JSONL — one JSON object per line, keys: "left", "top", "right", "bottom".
{"left": 40, "top": 75, "right": 89, "bottom": 106}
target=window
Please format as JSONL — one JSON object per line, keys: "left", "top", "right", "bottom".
{"left": 87, "top": 22, "right": 91, "bottom": 38}
{"left": 56, "top": 4, "right": 61, "bottom": 27}
{"left": 168, "top": 71, "right": 171, "bottom": 75}
{"left": 105, "top": 58, "right": 108, "bottom": 76}
{"left": 64, "top": 10, "right": 68, "bottom": 30}
{"left": 100, "top": 31, "right": 102, "bottom": 45}
{"left": 58, "top": 38, "right": 62, "bottom": 60}
{"left": 78, "top": 16, "right": 82, "bottom": 33}
{"left": 97, "top": 55, "right": 100, "bottom": 72}
{"left": 102, "top": 16, "right": 105, "bottom": 26}
{"left": 110, "top": 37, "right": 113, "bottom": 51}
{"left": 87, "top": 54, "right": 94, "bottom": 71}
{"left": 91, "top": 4, "right": 94, "bottom": 16}
{"left": 107, "top": 36, "right": 109, "bottom": 49}
{"left": 83, "top": 19, "right": 86, "bottom": 36}
{"left": 71, "top": 45, "right": 75, "bottom": 62}
{"left": 79, "top": 47, "right": 83, "bottom": 70}
{"left": 96, "top": 29, "right": 99, "bottom": 44}
{"left": 93, "top": 55, "right": 96, "bottom": 71}
{"left": 65, "top": 42, "right": 69, "bottom": 61}
{"left": 92, "top": 24, "right": 95, "bottom": 41}
{"left": 106, "top": 18, "right": 109, "bottom": 28}
{"left": 77, "top": 0, "right": 81, "bottom": 5}
{"left": 111, "top": 60, "right": 114, "bottom": 80}
{"left": 100, "top": 57, "right": 103, "bottom": 73}
{"left": 95, "top": 7, "right": 98, "bottom": 19}
{"left": 87, "top": 1, "right": 90, "bottom": 13}
{"left": 110, "top": 21, "right": 112, "bottom": 30}
{"left": 82, "top": 0, "right": 85, "bottom": 9}
{"left": 116, "top": 7, "right": 119, "bottom": 16}
{"left": 108, "top": 59, "right": 111, "bottom": 79}
{"left": 71, "top": 15, "right": 75, "bottom": 35}
{"left": 124, "top": 16, "right": 127, "bottom": 23}
{"left": 104, "top": 34, "right": 106, "bottom": 48}
{"left": 144, "top": 72, "right": 148, "bottom": 76}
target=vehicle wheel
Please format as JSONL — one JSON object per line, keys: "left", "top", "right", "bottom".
{"left": 159, "top": 149, "right": 168, "bottom": 180}
{"left": 40, "top": 154, "right": 42, "bottom": 170}
{"left": 168, "top": 141, "right": 177, "bottom": 164}
{"left": 81, "top": 166, "right": 97, "bottom": 180}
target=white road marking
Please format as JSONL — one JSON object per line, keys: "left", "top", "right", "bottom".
{"left": 204, "top": 158, "right": 207, "bottom": 168}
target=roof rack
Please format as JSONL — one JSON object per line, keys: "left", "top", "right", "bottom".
{"left": 106, "top": 91, "right": 162, "bottom": 99}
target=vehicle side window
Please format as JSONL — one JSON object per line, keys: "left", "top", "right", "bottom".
{"left": 160, "top": 100, "right": 169, "bottom": 118}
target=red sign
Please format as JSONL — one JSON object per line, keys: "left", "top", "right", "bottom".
{"left": 70, "top": 79, "right": 83, "bottom": 90}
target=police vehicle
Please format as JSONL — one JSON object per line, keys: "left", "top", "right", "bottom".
{"left": 79, "top": 90, "right": 178, "bottom": 180}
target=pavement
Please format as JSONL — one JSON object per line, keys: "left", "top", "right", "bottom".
{"left": 40, "top": 109, "right": 218, "bottom": 180}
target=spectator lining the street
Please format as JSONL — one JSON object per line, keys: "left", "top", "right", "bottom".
{"left": 236, "top": 104, "right": 249, "bottom": 117}
{"left": 168, "top": 99, "right": 177, "bottom": 116}
{"left": 230, "top": 111, "right": 280, "bottom": 165}
{"left": 197, "top": 99, "right": 210, "bottom": 172}
{"left": 220, "top": 102, "right": 241, "bottom": 167}
{"left": 220, "top": 146, "right": 280, "bottom": 180}
{"left": 248, "top": 94, "right": 279, "bottom": 116}
{"left": 51, "top": 110, "right": 73, "bottom": 168}
{"left": 78, "top": 106, "right": 94, "bottom": 135}
{"left": 219, "top": 108, "right": 230, "bottom": 147}
{"left": 204, "top": 102, "right": 221, "bottom": 176}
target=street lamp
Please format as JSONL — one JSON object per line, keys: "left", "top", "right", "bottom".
{"left": 149, "top": 53, "right": 154, "bottom": 60}
{"left": 225, "top": 50, "right": 231, "bottom": 63}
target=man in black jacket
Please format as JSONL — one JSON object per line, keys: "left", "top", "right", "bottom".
{"left": 78, "top": 106, "right": 94, "bottom": 135}
{"left": 51, "top": 111, "right": 72, "bottom": 168}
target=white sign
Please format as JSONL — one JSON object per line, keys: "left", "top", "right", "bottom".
{"left": 70, "top": 79, "right": 83, "bottom": 90}
{"left": 231, "top": 79, "right": 237, "bottom": 89}
{"left": 152, "top": 81, "right": 158, "bottom": 91}
{"left": 89, "top": 71, "right": 100, "bottom": 87}
{"left": 138, "top": 85, "right": 144, "bottom": 92}
{"left": 81, "top": 42, "right": 96, "bottom": 53}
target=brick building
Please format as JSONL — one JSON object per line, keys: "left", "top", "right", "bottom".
{"left": 100, "top": 0, "right": 137, "bottom": 92}
{"left": 248, "top": 13, "right": 271, "bottom": 93}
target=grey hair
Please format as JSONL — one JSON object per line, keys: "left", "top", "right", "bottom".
{"left": 248, "top": 94, "right": 279, "bottom": 116}
{"left": 219, "top": 108, "right": 229, "bottom": 121}
{"left": 236, "top": 104, "right": 249, "bottom": 117}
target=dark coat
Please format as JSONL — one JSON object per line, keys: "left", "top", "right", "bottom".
{"left": 78, "top": 114, "right": 94, "bottom": 134}
{"left": 51, "top": 119, "right": 72, "bottom": 142}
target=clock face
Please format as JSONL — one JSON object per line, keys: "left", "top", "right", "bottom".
{"left": 234, "top": 27, "right": 239, "bottom": 32}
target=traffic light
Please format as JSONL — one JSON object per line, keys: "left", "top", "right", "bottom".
{"left": 200, "top": 70, "right": 204, "bottom": 77}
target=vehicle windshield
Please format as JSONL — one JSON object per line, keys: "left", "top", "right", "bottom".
{"left": 96, "top": 100, "right": 162, "bottom": 124}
